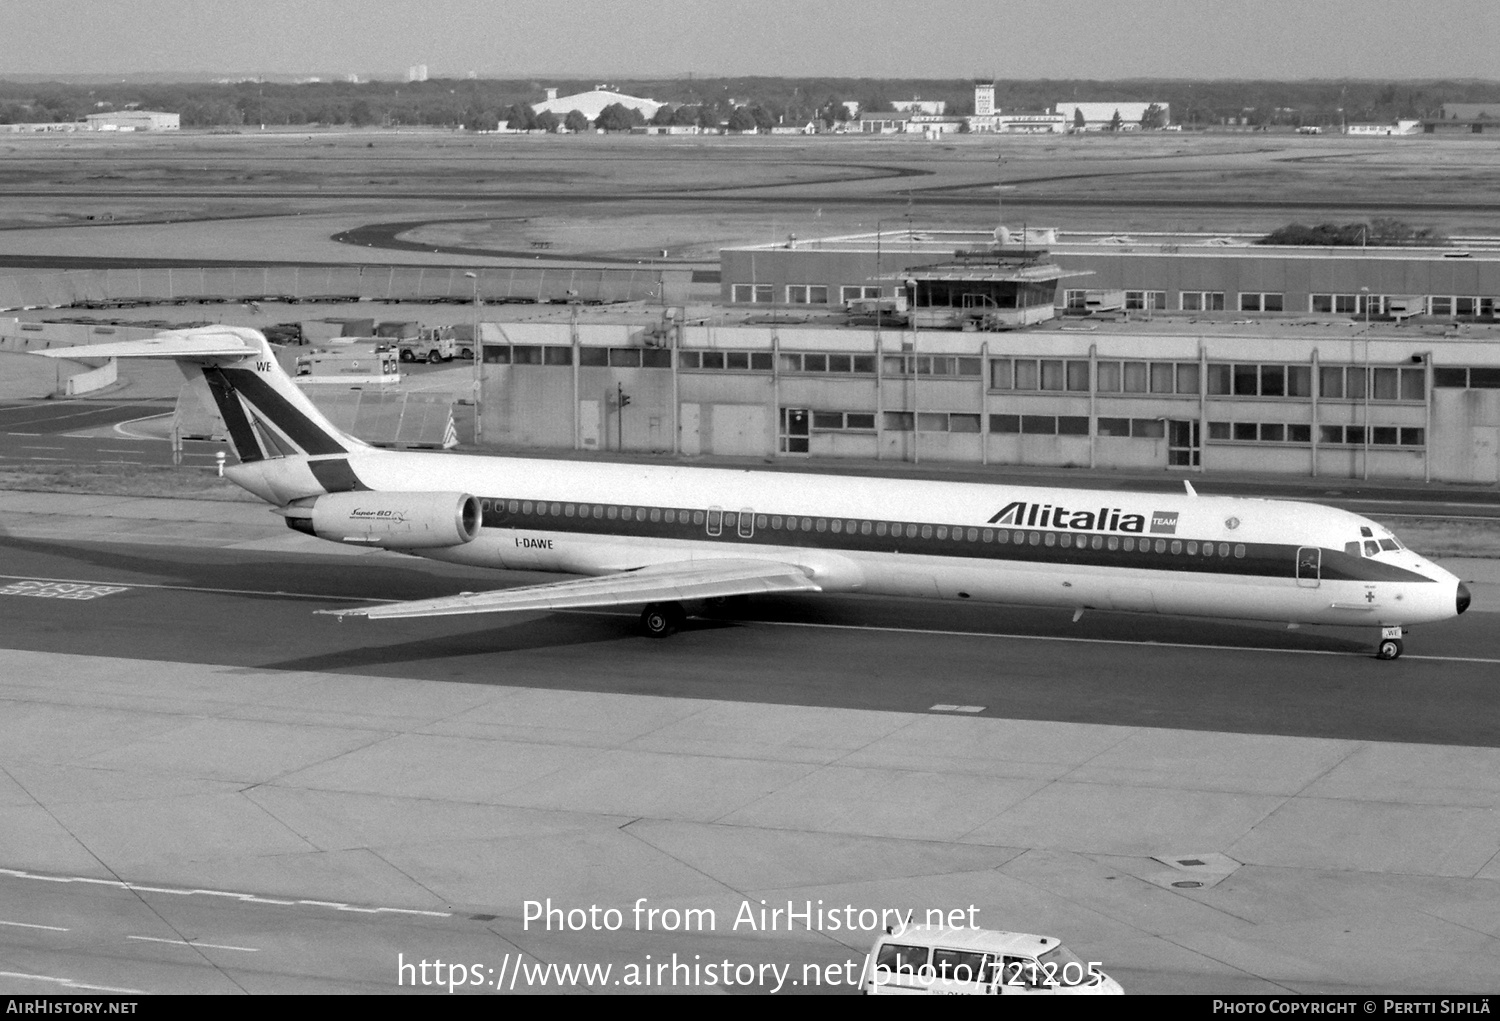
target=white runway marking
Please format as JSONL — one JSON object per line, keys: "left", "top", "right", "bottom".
{"left": 0, "top": 867, "right": 452, "bottom": 918}
{"left": 929, "top": 704, "right": 986, "bottom": 713}
{"left": 0, "top": 580, "right": 129, "bottom": 600}
{"left": 0, "top": 573, "right": 362, "bottom": 604}
{"left": 112, "top": 413, "right": 174, "bottom": 439}
{"left": 0, "top": 970, "right": 145, "bottom": 995}
{"left": 128, "top": 935, "right": 259, "bottom": 952}
{"left": 0, "top": 919, "right": 70, "bottom": 931}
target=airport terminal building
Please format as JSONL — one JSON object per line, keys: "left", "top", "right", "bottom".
{"left": 719, "top": 229, "right": 1500, "bottom": 321}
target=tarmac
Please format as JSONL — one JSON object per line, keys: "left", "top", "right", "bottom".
{"left": 1, "top": 488, "right": 1499, "bottom": 993}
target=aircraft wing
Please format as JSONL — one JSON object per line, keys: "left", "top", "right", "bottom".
{"left": 317, "top": 558, "right": 822, "bottom": 621}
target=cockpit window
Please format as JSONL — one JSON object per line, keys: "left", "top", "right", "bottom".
{"left": 1360, "top": 526, "right": 1373, "bottom": 537}
{"left": 1379, "top": 539, "right": 1399, "bottom": 552}
{"left": 1345, "top": 541, "right": 1362, "bottom": 557}
{"left": 1364, "top": 541, "right": 1381, "bottom": 556}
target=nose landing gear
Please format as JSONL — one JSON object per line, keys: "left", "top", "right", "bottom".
{"left": 1376, "top": 626, "right": 1405, "bottom": 661}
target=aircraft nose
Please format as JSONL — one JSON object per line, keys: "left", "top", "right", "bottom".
{"left": 1456, "top": 582, "right": 1471, "bottom": 616}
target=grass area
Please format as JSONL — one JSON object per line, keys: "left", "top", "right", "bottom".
{"left": 1369, "top": 516, "right": 1500, "bottom": 560}
{"left": 0, "top": 464, "right": 260, "bottom": 502}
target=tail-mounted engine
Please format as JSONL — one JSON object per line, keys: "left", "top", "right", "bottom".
{"left": 283, "top": 491, "right": 481, "bottom": 549}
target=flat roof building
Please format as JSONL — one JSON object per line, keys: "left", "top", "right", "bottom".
{"left": 454, "top": 312, "right": 1500, "bottom": 482}
{"left": 722, "top": 228, "right": 1500, "bottom": 325}
{"left": 85, "top": 111, "right": 179, "bottom": 131}
{"left": 1055, "top": 101, "right": 1168, "bottom": 131}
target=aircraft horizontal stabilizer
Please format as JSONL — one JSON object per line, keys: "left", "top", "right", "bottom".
{"left": 318, "top": 557, "right": 822, "bottom": 621}
{"left": 31, "top": 328, "right": 262, "bottom": 363}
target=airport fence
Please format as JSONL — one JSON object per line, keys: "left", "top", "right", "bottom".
{"left": 314, "top": 391, "right": 460, "bottom": 448}
{"left": 174, "top": 387, "right": 463, "bottom": 449}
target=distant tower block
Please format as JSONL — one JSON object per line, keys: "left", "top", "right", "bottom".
{"left": 546, "top": 87, "right": 558, "bottom": 101}
{"left": 974, "top": 81, "right": 995, "bottom": 117}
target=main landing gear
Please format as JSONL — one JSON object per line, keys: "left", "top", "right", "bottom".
{"left": 1376, "top": 626, "right": 1405, "bottom": 661}
{"left": 640, "top": 601, "right": 686, "bottom": 638}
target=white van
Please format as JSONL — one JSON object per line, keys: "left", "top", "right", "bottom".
{"left": 861, "top": 925, "right": 1123, "bottom": 995}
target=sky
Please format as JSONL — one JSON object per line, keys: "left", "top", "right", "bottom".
{"left": 3, "top": 0, "right": 1497, "bottom": 80}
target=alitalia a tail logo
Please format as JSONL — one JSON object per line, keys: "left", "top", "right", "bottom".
{"left": 988, "top": 501, "right": 1160, "bottom": 533}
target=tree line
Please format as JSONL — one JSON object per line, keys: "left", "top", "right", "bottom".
{"left": 2, "top": 77, "right": 1499, "bottom": 130}
{"left": 1257, "top": 219, "right": 1448, "bottom": 247}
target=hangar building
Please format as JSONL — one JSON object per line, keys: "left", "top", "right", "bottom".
{"left": 1054, "top": 101, "right": 1168, "bottom": 130}
{"left": 532, "top": 87, "right": 663, "bottom": 122}
{"left": 85, "top": 111, "right": 179, "bottom": 131}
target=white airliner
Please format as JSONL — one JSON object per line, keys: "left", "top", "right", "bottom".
{"left": 40, "top": 327, "right": 1471, "bottom": 659}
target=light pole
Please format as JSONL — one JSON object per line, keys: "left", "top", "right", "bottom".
{"left": 995, "top": 154, "right": 1005, "bottom": 231}
{"left": 464, "top": 271, "right": 482, "bottom": 443}
{"left": 1360, "top": 287, "right": 1371, "bottom": 481}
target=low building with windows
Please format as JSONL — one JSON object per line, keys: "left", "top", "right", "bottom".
{"left": 968, "top": 111, "right": 1068, "bottom": 133}
{"left": 469, "top": 315, "right": 1500, "bottom": 483}
{"left": 1346, "top": 120, "right": 1421, "bottom": 136}
{"left": 721, "top": 228, "right": 1500, "bottom": 326}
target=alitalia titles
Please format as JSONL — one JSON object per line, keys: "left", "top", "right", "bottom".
{"left": 989, "top": 500, "right": 1157, "bottom": 533}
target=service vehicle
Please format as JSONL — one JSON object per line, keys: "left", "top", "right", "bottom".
{"left": 861, "top": 925, "right": 1124, "bottom": 995}
{"left": 394, "top": 327, "right": 457, "bottom": 364}
{"left": 293, "top": 341, "right": 400, "bottom": 383}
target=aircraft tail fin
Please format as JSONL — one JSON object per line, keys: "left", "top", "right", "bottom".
{"left": 34, "top": 326, "right": 367, "bottom": 465}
